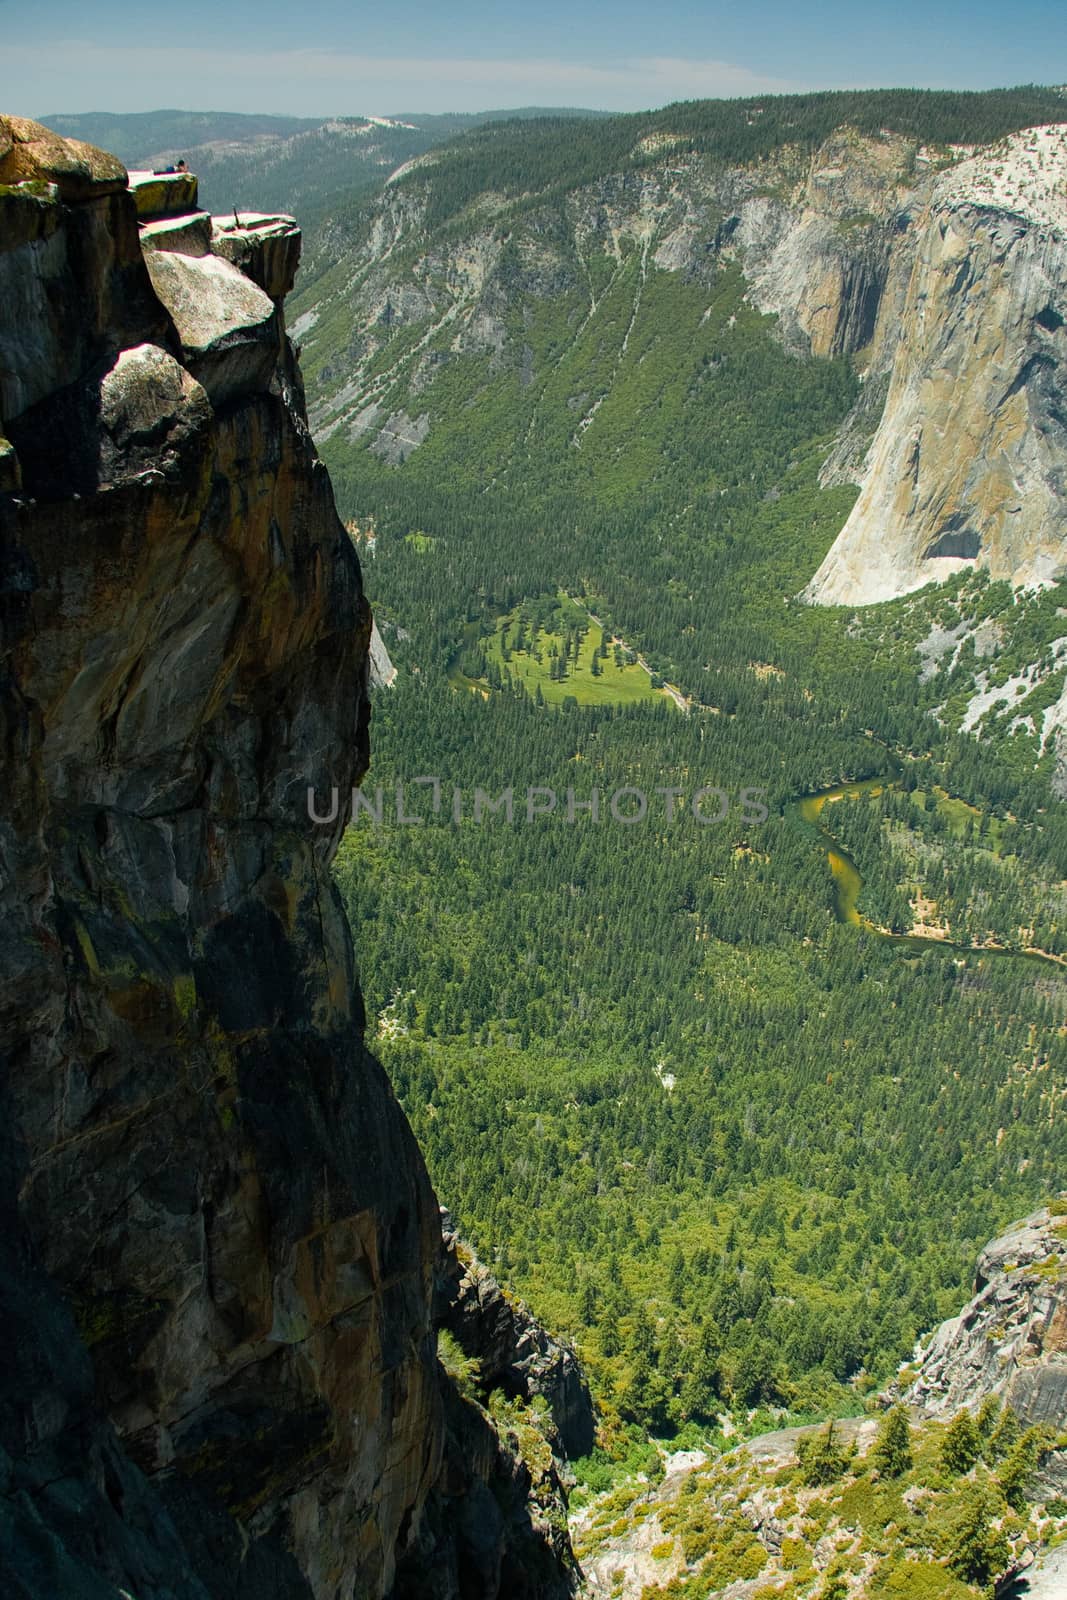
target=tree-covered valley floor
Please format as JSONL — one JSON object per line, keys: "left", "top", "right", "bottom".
{"left": 305, "top": 90, "right": 1067, "bottom": 1488}
{"left": 333, "top": 491, "right": 1067, "bottom": 1454}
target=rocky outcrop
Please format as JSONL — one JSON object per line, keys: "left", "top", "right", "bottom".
{"left": 210, "top": 213, "right": 303, "bottom": 303}
{"left": 0, "top": 126, "right": 168, "bottom": 424}
{"left": 807, "top": 125, "right": 1067, "bottom": 605}
{"left": 384, "top": 1216, "right": 590, "bottom": 1600}
{"left": 127, "top": 168, "right": 200, "bottom": 218}
{"left": 907, "top": 1203, "right": 1067, "bottom": 1436}
{"left": 439, "top": 1215, "right": 595, "bottom": 1463}
{"left": 0, "top": 113, "right": 126, "bottom": 199}
{"left": 0, "top": 117, "right": 580, "bottom": 1600}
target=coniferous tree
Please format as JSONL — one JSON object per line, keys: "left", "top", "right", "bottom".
{"left": 872, "top": 1405, "right": 913, "bottom": 1479}
{"left": 797, "top": 1421, "right": 851, "bottom": 1488}
{"left": 947, "top": 1485, "right": 1010, "bottom": 1586}
{"left": 940, "top": 1410, "right": 982, "bottom": 1476}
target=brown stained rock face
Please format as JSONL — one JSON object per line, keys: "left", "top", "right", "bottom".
{"left": 0, "top": 118, "right": 587, "bottom": 1600}
{"left": 2, "top": 254, "right": 439, "bottom": 1600}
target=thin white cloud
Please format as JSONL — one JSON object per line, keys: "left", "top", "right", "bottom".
{"left": 4, "top": 40, "right": 797, "bottom": 116}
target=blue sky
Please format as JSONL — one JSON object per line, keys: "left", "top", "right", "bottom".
{"left": 3, "top": 0, "right": 1065, "bottom": 118}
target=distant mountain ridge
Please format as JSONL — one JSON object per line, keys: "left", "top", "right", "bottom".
{"left": 39, "top": 108, "right": 323, "bottom": 164}
{"left": 42, "top": 107, "right": 609, "bottom": 219}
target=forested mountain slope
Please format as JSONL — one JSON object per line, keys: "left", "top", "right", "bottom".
{"left": 290, "top": 88, "right": 1067, "bottom": 601}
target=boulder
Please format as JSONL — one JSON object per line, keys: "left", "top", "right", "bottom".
{"left": 0, "top": 114, "right": 126, "bottom": 200}
{"left": 0, "top": 182, "right": 61, "bottom": 253}
{"left": 143, "top": 249, "right": 279, "bottom": 406}
{"left": 98, "top": 342, "right": 212, "bottom": 464}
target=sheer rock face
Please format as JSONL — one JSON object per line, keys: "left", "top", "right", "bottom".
{"left": 0, "top": 118, "right": 580, "bottom": 1600}
{"left": 907, "top": 1205, "right": 1067, "bottom": 1473}
{"left": 807, "top": 125, "right": 1067, "bottom": 605}
{"left": 0, "top": 171, "right": 169, "bottom": 422}
{"left": 736, "top": 126, "right": 913, "bottom": 361}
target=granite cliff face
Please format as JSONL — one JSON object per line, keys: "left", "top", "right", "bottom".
{"left": 0, "top": 117, "right": 580, "bottom": 1600}
{"left": 733, "top": 125, "right": 913, "bottom": 362}
{"left": 808, "top": 125, "right": 1067, "bottom": 605}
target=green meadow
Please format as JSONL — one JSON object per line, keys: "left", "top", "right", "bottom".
{"left": 477, "top": 593, "right": 675, "bottom": 709}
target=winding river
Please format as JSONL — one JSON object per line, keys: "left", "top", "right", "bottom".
{"left": 795, "top": 777, "right": 888, "bottom": 927}
{"left": 791, "top": 776, "right": 1064, "bottom": 968}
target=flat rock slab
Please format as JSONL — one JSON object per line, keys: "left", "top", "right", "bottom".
{"left": 143, "top": 250, "right": 278, "bottom": 407}
{"left": 211, "top": 214, "right": 301, "bottom": 301}
{"left": 369, "top": 620, "right": 397, "bottom": 688}
{"left": 1013, "top": 1541, "right": 1067, "bottom": 1599}
{"left": 0, "top": 115, "right": 126, "bottom": 201}
{"left": 140, "top": 211, "right": 213, "bottom": 258}
{"left": 127, "top": 170, "right": 199, "bottom": 219}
